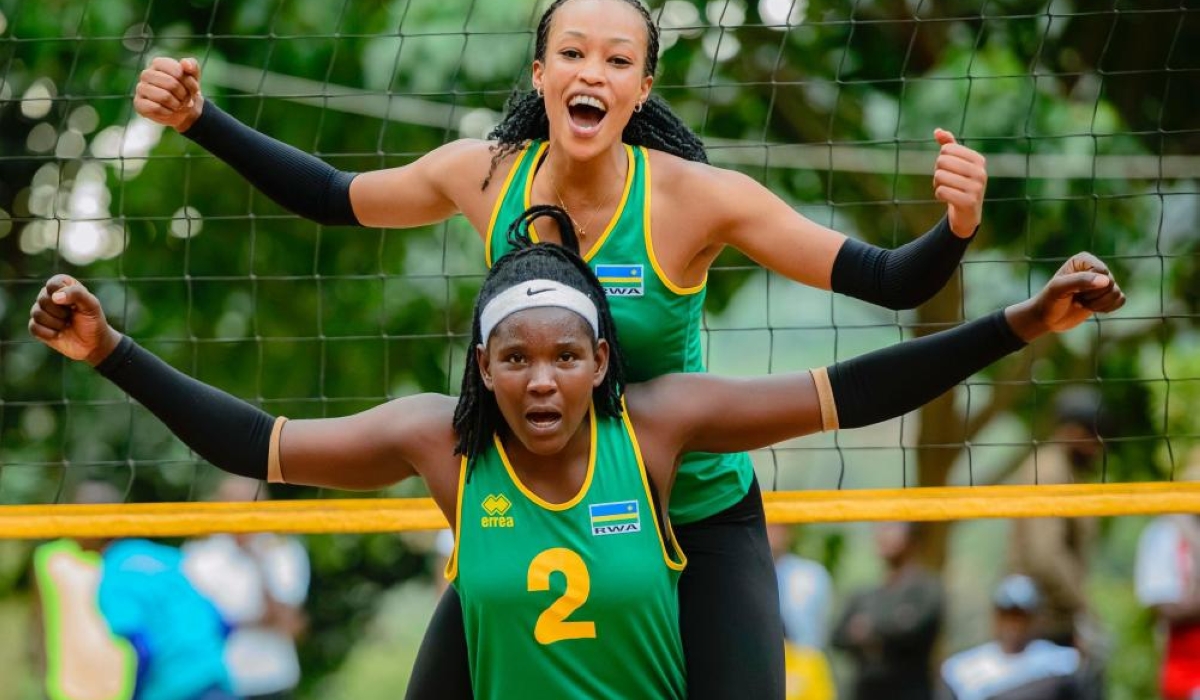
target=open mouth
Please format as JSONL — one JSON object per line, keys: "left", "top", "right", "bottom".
{"left": 526, "top": 410, "right": 563, "bottom": 431}
{"left": 567, "top": 94, "right": 607, "bottom": 132}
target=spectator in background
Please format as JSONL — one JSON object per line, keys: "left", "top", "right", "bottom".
{"left": 1136, "top": 510, "right": 1200, "bottom": 700}
{"left": 771, "top": 524, "right": 834, "bottom": 649}
{"left": 832, "top": 521, "right": 943, "bottom": 700}
{"left": 768, "top": 523, "right": 836, "bottom": 700}
{"left": 1007, "top": 387, "right": 1107, "bottom": 647}
{"left": 184, "top": 475, "right": 310, "bottom": 700}
{"left": 30, "top": 480, "right": 136, "bottom": 700}
{"left": 66, "top": 478, "right": 235, "bottom": 700}
{"left": 99, "top": 543, "right": 234, "bottom": 700}
{"left": 939, "top": 575, "right": 1082, "bottom": 700}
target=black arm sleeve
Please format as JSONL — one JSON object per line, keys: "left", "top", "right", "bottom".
{"left": 830, "top": 217, "right": 974, "bottom": 310}
{"left": 828, "top": 310, "right": 1026, "bottom": 429}
{"left": 182, "top": 102, "right": 360, "bottom": 226}
{"left": 95, "top": 335, "right": 274, "bottom": 479}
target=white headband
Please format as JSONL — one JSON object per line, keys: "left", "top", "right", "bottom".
{"left": 480, "top": 279, "right": 600, "bottom": 342}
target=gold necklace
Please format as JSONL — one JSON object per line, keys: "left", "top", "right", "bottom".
{"left": 549, "top": 173, "right": 618, "bottom": 241}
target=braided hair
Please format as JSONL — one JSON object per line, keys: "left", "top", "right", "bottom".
{"left": 482, "top": 0, "right": 708, "bottom": 189}
{"left": 453, "top": 204, "right": 626, "bottom": 458}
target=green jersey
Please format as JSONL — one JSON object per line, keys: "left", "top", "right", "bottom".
{"left": 448, "top": 405, "right": 686, "bottom": 699}
{"left": 485, "top": 139, "right": 754, "bottom": 524}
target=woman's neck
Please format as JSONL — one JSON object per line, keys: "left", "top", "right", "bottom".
{"left": 539, "top": 143, "right": 627, "bottom": 207}
{"left": 500, "top": 415, "right": 593, "bottom": 503}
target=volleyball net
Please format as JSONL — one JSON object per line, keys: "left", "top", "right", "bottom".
{"left": 0, "top": 0, "right": 1197, "bottom": 537}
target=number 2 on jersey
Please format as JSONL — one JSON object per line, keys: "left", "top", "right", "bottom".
{"left": 527, "top": 547, "right": 597, "bottom": 645}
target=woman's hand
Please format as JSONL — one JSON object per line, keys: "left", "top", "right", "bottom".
{"left": 28, "top": 275, "right": 122, "bottom": 366}
{"left": 932, "top": 128, "right": 988, "bottom": 238}
{"left": 1005, "top": 253, "right": 1126, "bottom": 342}
{"left": 134, "top": 56, "right": 204, "bottom": 132}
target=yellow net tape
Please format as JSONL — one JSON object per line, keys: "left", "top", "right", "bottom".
{"left": 3, "top": 482, "right": 1199, "bottom": 539}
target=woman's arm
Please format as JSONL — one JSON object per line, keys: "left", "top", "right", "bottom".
{"left": 28, "top": 275, "right": 456, "bottom": 491}
{"left": 629, "top": 253, "right": 1124, "bottom": 458}
{"left": 687, "top": 130, "right": 985, "bottom": 309}
{"left": 134, "top": 57, "right": 483, "bottom": 230}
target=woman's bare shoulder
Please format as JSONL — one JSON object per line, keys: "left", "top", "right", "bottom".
{"left": 644, "top": 147, "right": 761, "bottom": 229}
{"left": 644, "top": 148, "right": 749, "bottom": 195}
{"left": 427, "top": 138, "right": 496, "bottom": 171}
{"left": 644, "top": 147, "right": 708, "bottom": 179}
{"left": 432, "top": 138, "right": 531, "bottom": 195}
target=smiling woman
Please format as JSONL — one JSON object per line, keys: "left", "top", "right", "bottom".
{"left": 133, "top": 0, "right": 994, "bottom": 695}
{"left": 517, "top": 0, "right": 655, "bottom": 154}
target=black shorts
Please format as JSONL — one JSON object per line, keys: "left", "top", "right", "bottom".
{"left": 405, "top": 476, "right": 784, "bottom": 699}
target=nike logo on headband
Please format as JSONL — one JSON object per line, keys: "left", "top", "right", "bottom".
{"left": 526, "top": 287, "right": 554, "bottom": 296}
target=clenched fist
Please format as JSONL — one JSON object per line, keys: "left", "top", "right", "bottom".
{"left": 28, "top": 275, "right": 122, "bottom": 366}
{"left": 134, "top": 56, "right": 204, "bottom": 132}
{"left": 931, "top": 128, "right": 988, "bottom": 239}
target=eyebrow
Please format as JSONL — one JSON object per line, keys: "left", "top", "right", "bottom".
{"left": 491, "top": 338, "right": 589, "bottom": 357}
{"left": 559, "top": 29, "right": 636, "bottom": 46}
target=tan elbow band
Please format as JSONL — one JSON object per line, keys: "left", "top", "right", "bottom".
{"left": 810, "top": 367, "right": 840, "bottom": 432}
{"left": 267, "top": 416, "right": 289, "bottom": 484}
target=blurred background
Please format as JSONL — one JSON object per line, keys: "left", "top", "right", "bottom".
{"left": 0, "top": 0, "right": 1197, "bottom": 697}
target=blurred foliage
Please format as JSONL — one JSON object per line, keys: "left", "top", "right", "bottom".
{"left": 0, "top": 0, "right": 1196, "bottom": 696}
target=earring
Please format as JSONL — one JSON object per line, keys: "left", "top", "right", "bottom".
{"left": 536, "top": 86, "right": 544, "bottom": 99}
{"left": 634, "top": 100, "right": 643, "bottom": 113}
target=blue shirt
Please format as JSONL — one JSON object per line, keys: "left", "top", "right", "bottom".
{"left": 775, "top": 554, "right": 832, "bottom": 649}
{"left": 98, "top": 540, "right": 231, "bottom": 700}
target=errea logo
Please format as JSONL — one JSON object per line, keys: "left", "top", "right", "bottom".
{"left": 481, "top": 493, "right": 514, "bottom": 528}
{"left": 483, "top": 494, "right": 511, "bottom": 515}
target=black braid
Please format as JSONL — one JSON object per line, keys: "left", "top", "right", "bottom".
{"left": 506, "top": 203, "right": 581, "bottom": 255}
{"left": 621, "top": 93, "right": 707, "bottom": 163}
{"left": 453, "top": 205, "right": 626, "bottom": 459}
{"left": 482, "top": 0, "right": 708, "bottom": 189}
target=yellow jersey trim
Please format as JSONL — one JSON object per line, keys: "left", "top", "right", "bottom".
{"left": 495, "top": 406, "right": 597, "bottom": 512}
{"left": 444, "top": 454, "right": 469, "bottom": 583}
{"left": 484, "top": 141, "right": 541, "bottom": 268}
{"left": 582, "top": 144, "right": 635, "bottom": 262}
{"left": 642, "top": 148, "right": 705, "bottom": 296}
{"left": 528, "top": 144, "right": 635, "bottom": 263}
{"left": 620, "top": 397, "right": 687, "bottom": 572}
{"left": 521, "top": 142, "right": 552, "bottom": 244}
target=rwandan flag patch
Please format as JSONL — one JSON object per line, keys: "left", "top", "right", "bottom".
{"left": 594, "top": 264, "right": 644, "bottom": 297}
{"left": 589, "top": 500, "right": 641, "bottom": 536}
